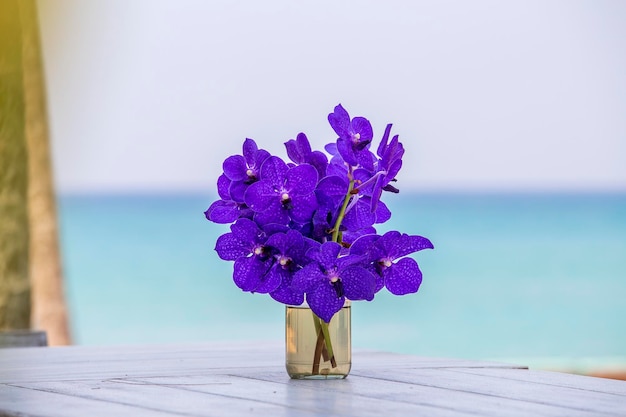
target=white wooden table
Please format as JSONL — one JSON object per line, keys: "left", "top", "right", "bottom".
{"left": 1, "top": 341, "right": 625, "bottom": 416}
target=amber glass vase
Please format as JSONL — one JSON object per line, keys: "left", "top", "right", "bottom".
{"left": 285, "top": 301, "right": 351, "bottom": 379}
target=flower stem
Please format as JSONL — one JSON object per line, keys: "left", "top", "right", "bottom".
{"left": 312, "top": 325, "right": 324, "bottom": 375}
{"left": 331, "top": 179, "right": 355, "bottom": 243}
{"left": 320, "top": 319, "right": 337, "bottom": 367}
{"left": 311, "top": 313, "right": 336, "bottom": 374}
{"left": 311, "top": 179, "right": 355, "bottom": 374}
{"left": 312, "top": 315, "right": 329, "bottom": 361}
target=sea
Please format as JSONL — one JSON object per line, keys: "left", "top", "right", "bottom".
{"left": 57, "top": 192, "right": 626, "bottom": 371}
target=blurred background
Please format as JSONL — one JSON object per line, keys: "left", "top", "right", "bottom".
{"left": 30, "top": 0, "right": 626, "bottom": 376}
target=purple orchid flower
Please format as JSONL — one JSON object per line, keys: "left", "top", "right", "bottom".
{"left": 371, "top": 125, "right": 404, "bottom": 208}
{"left": 204, "top": 174, "right": 253, "bottom": 223}
{"left": 315, "top": 175, "right": 391, "bottom": 233}
{"left": 205, "top": 139, "right": 269, "bottom": 222}
{"left": 265, "top": 230, "right": 320, "bottom": 305}
{"left": 351, "top": 124, "right": 405, "bottom": 213}
{"left": 351, "top": 231, "right": 433, "bottom": 295}
{"left": 215, "top": 217, "right": 276, "bottom": 293}
{"left": 342, "top": 195, "right": 392, "bottom": 231}
{"left": 284, "top": 133, "right": 328, "bottom": 179}
{"left": 222, "top": 138, "right": 270, "bottom": 183}
{"left": 328, "top": 104, "right": 375, "bottom": 170}
{"left": 244, "top": 156, "right": 318, "bottom": 226}
{"left": 206, "top": 104, "right": 433, "bottom": 323}
{"left": 222, "top": 138, "right": 271, "bottom": 203}
{"left": 291, "top": 242, "right": 376, "bottom": 322}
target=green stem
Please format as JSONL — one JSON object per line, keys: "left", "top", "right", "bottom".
{"left": 311, "top": 313, "right": 337, "bottom": 375}
{"left": 331, "top": 180, "right": 355, "bottom": 243}
{"left": 312, "top": 325, "right": 324, "bottom": 375}
{"left": 320, "top": 319, "right": 337, "bottom": 367}
{"left": 312, "top": 314, "right": 329, "bottom": 361}
{"left": 311, "top": 178, "right": 355, "bottom": 374}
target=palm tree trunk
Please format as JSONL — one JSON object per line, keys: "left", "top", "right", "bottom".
{"left": 0, "top": 0, "right": 31, "bottom": 331}
{"left": 19, "top": 0, "right": 71, "bottom": 345}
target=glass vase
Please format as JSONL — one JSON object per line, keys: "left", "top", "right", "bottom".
{"left": 285, "top": 300, "right": 351, "bottom": 379}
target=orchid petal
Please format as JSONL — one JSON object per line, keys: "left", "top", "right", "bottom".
{"left": 295, "top": 132, "right": 312, "bottom": 155}
{"left": 244, "top": 181, "right": 276, "bottom": 213}
{"left": 387, "top": 159, "right": 403, "bottom": 183}
{"left": 284, "top": 139, "right": 301, "bottom": 164}
{"left": 215, "top": 233, "right": 249, "bottom": 261}
{"left": 306, "top": 282, "right": 345, "bottom": 323}
{"left": 406, "top": 235, "right": 435, "bottom": 253}
{"left": 270, "top": 279, "right": 304, "bottom": 305}
{"left": 229, "top": 217, "right": 258, "bottom": 239}
{"left": 326, "top": 156, "right": 348, "bottom": 177}
{"left": 343, "top": 198, "right": 376, "bottom": 230}
{"left": 292, "top": 262, "right": 325, "bottom": 293}
{"left": 223, "top": 155, "right": 247, "bottom": 181}
{"left": 351, "top": 117, "right": 373, "bottom": 141}
{"left": 308, "top": 151, "right": 328, "bottom": 178}
{"left": 285, "top": 164, "right": 318, "bottom": 195}
{"left": 384, "top": 257, "right": 422, "bottom": 295}
{"left": 316, "top": 242, "right": 342, "bottom": 269}
{"left": 370, "top": 175, "right": 385, "bottom": 213}
{"left": 377, "top": 124, "right": 393, "bottom": 158}
{"left": 375, "top": 200, "right": 391, "bottom": 224}
{"left": 204, "top": 200, "right": 240, "bottom": 224}
{"left": 324, "top": 142, "right": 338, "bottom": 155}
{"left": 289, "top": 193, "right": 317, "bottom": 223}
{"left": 252, "top": 149, "right": 271, "bottom": 171}
{"left": 317, "top": 175, "right": 348, "bottom": 199}
{"left": 349, "top": 234, "right": 381, "bottom": 256}
{"left": 217, "top": 174, "right": 231, "bottom": 200}
{"left": 265, "top": 231, "right": 289, "bottom": 252}
{"left": 259, "top": 156, "right": 289, "bottom": 185}
{"left": 242, "top": 138, "right": 259, "bottom": 166}
{"left": 342, "top": 227, "right": 377, "bottom": 247}
{"left": 228, "top": 180, "right": 247, "bottom": 203}
{"left": 336, "top": 138, "right": 358, "bottom": 166}
{"left": 341, "top": 266, "right": 376, "bottom": 301}
{"left": 378, "top": 231, "right": 402, "bottom": 258}
{"left": 254, "top": 266, "right": 282, "bottom": 294}
{"left": 233, "top": 257, "right": 269, "bottom": 292}
{"left": 328, "top": 104, "right": 350, "bottom": 137}
{"left": 253, "top": 200, "right": 289, "bottom": 226}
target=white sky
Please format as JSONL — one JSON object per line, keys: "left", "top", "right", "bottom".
{"left": 38, "top": 0, "right": 626, "bottom": 193}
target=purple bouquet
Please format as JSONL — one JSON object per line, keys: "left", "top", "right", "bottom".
{"left": 205, "top": 104, "right": 433, "bottom": 323}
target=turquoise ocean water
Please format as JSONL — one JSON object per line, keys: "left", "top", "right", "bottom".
{"left": 58, "top": 193, "right": 626, "bottom": 368}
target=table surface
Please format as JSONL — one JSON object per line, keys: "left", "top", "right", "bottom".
{"left": 1, "top": 341, "right": 625, "bottom": 417}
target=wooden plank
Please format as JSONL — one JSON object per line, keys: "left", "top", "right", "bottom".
{"left": 125, "top": 374, "right": 478, "bottom": 417}
{"left": 0, "top": 343, "right": 524, "bottom": 371}
{"left": 8, "top": 376, "right": 477, "bottom": 417}
{"left": 0, "top": 342, "right": 527, "bottom": 370}
{"left": 2, "top": 343, "right": 623, "bottom": 417}
{"left": 238, "top": 371, "right": 600, "bottom": 417}
{"left": 0, "top": 343, "right": 524, "bottom": 384}
{"left": 353, "top": 368, "right": 626, "bottom": 416}
{"left": 5, "top": 378, "right": 315, "bottom": 417}
{"left": 11, "top": 371, "right": 618, "bottom": 417}
{"left": 449, "top": 367, "right": 626, "bottom": 396}
{"left": 0, "top": 384, "right": 173, "bottom": 417}
{"left": 0, "top": 343, "right": 284, "bottom": 383}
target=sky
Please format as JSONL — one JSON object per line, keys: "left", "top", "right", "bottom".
{"left": 37, "top": 0, "right": 626, "bottom": 194}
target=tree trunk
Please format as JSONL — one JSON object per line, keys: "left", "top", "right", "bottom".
{"left": 19, "top": 0, "right": 72, "bottom": 345}
{"left": 0, "top": 0, "right": 31, "bottom": 331}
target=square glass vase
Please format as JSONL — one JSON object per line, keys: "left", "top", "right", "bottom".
{"left": 285, "top": 300, "right": 351, "bottom": 379}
